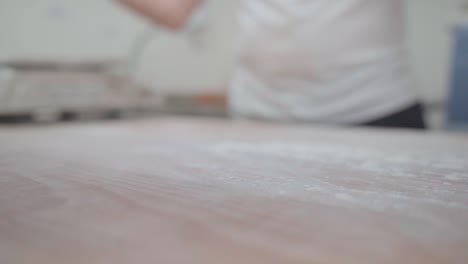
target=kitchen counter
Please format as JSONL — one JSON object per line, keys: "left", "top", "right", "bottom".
{"left": 1, "top": 118, "right": 467, "bottom": 263}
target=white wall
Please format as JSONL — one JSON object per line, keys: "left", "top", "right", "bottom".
{"left": 0, "top": 0, "right": 465, "bottom": 99}
{"left": 0, "top": 0, "right": 143, "bottom": 60}
{"left": 406, "top": 0, "right": 465, "bottom": 104}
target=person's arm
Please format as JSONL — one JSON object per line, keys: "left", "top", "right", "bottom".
{"left": 116, "top": 0, "right": 203, "bottom": 31}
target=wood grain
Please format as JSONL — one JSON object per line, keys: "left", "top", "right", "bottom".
{"left": 1, "top": 118, "right": 467, "bottom": 264}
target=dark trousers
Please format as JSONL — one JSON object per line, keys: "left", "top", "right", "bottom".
{"left": 361, "top": 104, "right": 426, "bottom": 130}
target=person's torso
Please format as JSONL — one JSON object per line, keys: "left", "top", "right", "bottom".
{"left": 230, "top": 0, "right": 417, "bottom": 123}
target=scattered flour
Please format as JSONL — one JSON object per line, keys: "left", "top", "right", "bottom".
{"left": 203, "top": 141, "right": 468, "bottom": 214}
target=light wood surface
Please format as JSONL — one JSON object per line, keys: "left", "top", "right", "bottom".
{"left": 1, "top": 118, "right": 467, "bottom": 264}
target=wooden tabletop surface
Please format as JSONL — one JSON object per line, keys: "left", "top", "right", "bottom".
{"left": 1, "top": 118, "right": 467, "bottom": 264}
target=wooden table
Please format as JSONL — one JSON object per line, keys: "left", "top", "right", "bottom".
{"left": 1, "top": 118, "right": 467, "bottom": 264}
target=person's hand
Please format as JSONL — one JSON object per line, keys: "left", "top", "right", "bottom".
{"left": 117, "top": 0, "right": 203, "bottom": 31}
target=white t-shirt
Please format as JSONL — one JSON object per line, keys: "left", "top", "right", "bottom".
{"left": 230, "top": 0, "right": 417, "bottom": 124}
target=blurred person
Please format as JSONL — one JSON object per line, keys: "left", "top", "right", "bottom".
{"left": 117, "top": 0, "right": 426, "bottom": 129}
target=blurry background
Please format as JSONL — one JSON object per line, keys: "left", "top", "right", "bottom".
{"left": 0, "top": 0, "right": 467, "bottom": 129}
